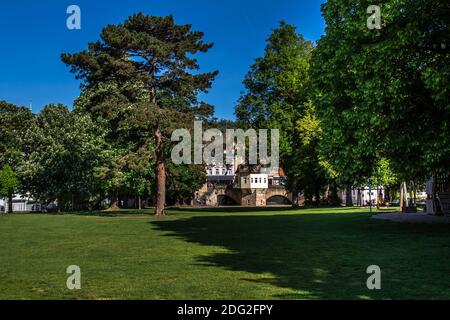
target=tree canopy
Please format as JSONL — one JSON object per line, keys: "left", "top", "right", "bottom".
{"left": 312, "top": 0, "right": 450, "bottom": 185}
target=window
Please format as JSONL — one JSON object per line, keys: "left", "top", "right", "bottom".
{"left": 244, "top": 178, "right": 247, "bottom": 184}
{"left": 264, "top": 178, "right": 267, "bottom": 183}
{"left": 251, "top": 178, "right": 254, "bottom": 183}
{"left": 215, "top": 169, "right": 219, "bottom": 175}
{"left": 259, "top": 178, "right": 262, "bottom": 183}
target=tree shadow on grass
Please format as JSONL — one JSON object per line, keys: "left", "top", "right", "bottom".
{"left": 151, "top": 211, "right": 450, "bottom": 299}
{"left": 168, "top": 206, "right": 296, "bottom": 214}
{"left": 70, "top": 209, "right": 154, "bottom": 217}
{"left": 168, "top": 205, "right": 368, "bottom": 214}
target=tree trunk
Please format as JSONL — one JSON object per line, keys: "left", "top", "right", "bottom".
{"left": 109, "top": 192, "right": 119, "bottom": 210}
{"left": 7, "top": 192, "right": 13, "bottom": 213}
{"left": 400, "top": 182, "right": 408, "bottom": 212}
{"left": 148, "top": 58, "right": 166, "bottom": 216}
{"left": 138, "top": 196, "right": 142, "bottom": 210}
{"left": 154, "top": 125, "right": 166, "bottom": 216}
{"left": 314, "top": 188, "right": 321, "bottom": 206}
{"left": 329, "top": 181, "right": 340, "bottom": 206}
{"left": 384, "top": 187, "right": 390, "bottom": 203}
{"left": 376, "top": 187, "right": 380, "bottom": 209}
{"left": 345, "top": 184, "right": 353, "bottom": 206}
{"left": 291, "top": 177, "right": 299, "bottom": 208}
{"left": 57, "top": 193, "right": 63, "bottom": 213}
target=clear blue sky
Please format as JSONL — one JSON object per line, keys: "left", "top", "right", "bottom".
{"left": 0, "top": 0, "right": 326, "bottom": 120}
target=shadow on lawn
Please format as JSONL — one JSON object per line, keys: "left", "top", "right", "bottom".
{"left": 151, "top": 210, "right": 450, "bottom": 299}
{"left": 167, "top": 205, "right": 370, "bottom": 214}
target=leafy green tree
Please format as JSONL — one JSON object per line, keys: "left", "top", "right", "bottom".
{"left": 0, "top": 101, "right": 34, "bottom": 207}
{"left": 0, "top": 101, "right": 34, "bottom": 166}
{"left": 370, "top": 158, "right": 399, "bottom": 204}
{"left": 62, "top": 13, "right": 218, "bottom": 215}
{"left": 236, "top": 22, "right": 328, "bottom": 206}
{"left": 166, "top": 163, "right": 206, "bottom": 205}
{"left": 312, "top": 0, "right": 450, "bottom": 187}
{"left": 20, "top": 104, "right": 108, "bottom": 210}
{"left": 73, "top": 78, "right": 156, "bottom": 209}
{"left": 0, "top": 165, "right": 18, "bottom": 213}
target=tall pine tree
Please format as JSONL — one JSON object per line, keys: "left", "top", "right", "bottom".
{"left": 62, "top": 14, "right": 218, "bottom": 215}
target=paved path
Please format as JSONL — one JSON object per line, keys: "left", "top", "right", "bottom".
{"left": 373, "top": 212, "right": 450, "bottom": 224}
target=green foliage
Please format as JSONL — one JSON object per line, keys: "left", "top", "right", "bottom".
{"left": 312, "top": 0, "right": 450, "bottom": 183}
{"left": 62, "top": 13, "right": 218, "bottom": 138}
{"left": 166, "top": 163, "right": 206, "bottom": 205}
{"left": 0, "top": 101, "right": 34, "bottom": 187}
{"left": 0, "top": 165, "right": 18, "bottom": 197}
{"left": 20, "top": 104, "right": 108, "bottom": 206}
{"left": 371, "top": 158, "right": 398, "bottom": 188}
{"left": 236, "top": 22, "right": 329, "bottom": 202}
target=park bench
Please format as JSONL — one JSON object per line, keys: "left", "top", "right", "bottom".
{"left": 436, "top": 192, "right": 450, "bottom": 215}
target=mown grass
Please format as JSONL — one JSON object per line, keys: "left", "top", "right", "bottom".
{"left": 1, "top": 206, "right": 449, "bottom": 300}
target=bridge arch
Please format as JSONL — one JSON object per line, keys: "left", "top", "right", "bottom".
{"left": 267, "top": 195, "right": 291, "bottom": 205}
{"left": 217, "top": 195, "right": 238, "bottom": 206}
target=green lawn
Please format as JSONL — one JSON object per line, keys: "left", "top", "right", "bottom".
{"left": 1, "top": 206, "right": 450, "bottom": 300}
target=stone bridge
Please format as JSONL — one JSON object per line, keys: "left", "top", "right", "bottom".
{"left": 203, "top": 185, "right": 292, "bottom": 206}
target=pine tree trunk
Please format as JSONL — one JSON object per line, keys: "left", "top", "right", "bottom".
{"left": 155, "top": 159, "right": 166, "bottom": 215}
{"left": 8, "top": 192, "right": 13, "bottom": 213}
{"left": 291, "top": 177, "right": 299, "bottom": 208}
{"left": 149, "top": 56, "right": 166, "bottom": 217}
{"left": 154, "top": 125, "right": 166, "bottom": 216}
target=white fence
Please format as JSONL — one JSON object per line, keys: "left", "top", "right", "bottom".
{"left": 0, "top": 199, "right": 43, "bottom": 213}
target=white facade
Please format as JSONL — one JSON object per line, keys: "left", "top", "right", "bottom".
{"left": 0, "top": 194, "right": 42, "bottom": 213}
{"left": 205, "top": 147, "right": 283, "bottom": 191}
{"left": 207, "top": 166, "right": 234, "bottom": 177}
{"left": 206, "top": 149, "right": 236, "bottom": 178}
{"left": 351, "top": 186, "right": 385, "bottom": 206}
{"left": 239, "top": 174, "right": 269, "bottom": 189}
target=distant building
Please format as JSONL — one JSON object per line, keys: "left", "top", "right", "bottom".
{"left": 0, "top": 194, "right": 43, "bottom": 213}
{"left": 195, "top": 148, "right": 290, "bottom": 207}
{"left": 334, "top": 186, "right": 386, "bottom": 206}
{"left": 238, "top": 173, "right": 269, "bottom": 189}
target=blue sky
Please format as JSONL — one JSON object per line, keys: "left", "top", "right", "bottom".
{"left": 0, "top": 0, "right": 326, "bottom": 120}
